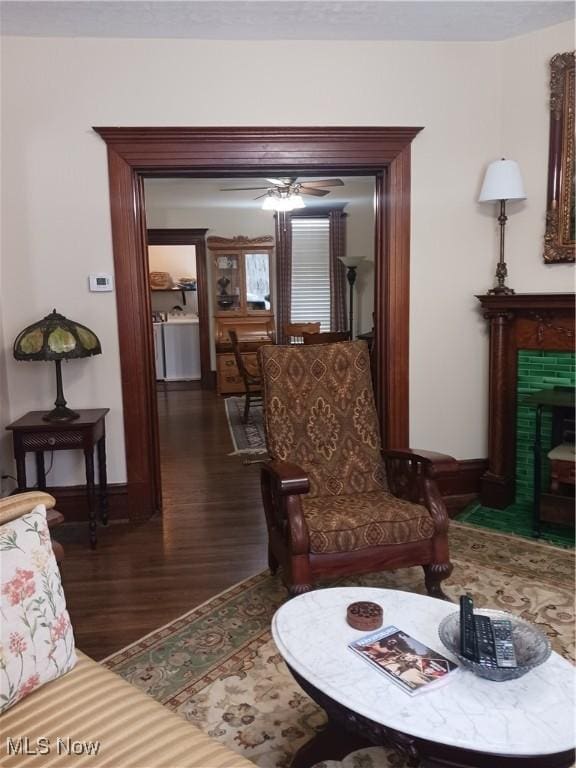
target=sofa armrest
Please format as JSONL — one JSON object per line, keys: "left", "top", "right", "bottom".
{"left": 0, "top": 491, "right": 56, "bottom": 525}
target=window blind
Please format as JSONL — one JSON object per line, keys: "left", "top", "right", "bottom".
{"left": 290, "top": 217, "right": 331, "bottom": 331}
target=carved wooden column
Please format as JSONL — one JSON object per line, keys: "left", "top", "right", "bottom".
{"left": 482, "top": 308, "right": 515, "bottom": 507}
{"left": 477, "top": 293, "right": 575, "bottom": 509}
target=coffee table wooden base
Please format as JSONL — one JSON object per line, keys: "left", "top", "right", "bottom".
{"left": 289, "top": 667, "right": 575, "bottom": 768}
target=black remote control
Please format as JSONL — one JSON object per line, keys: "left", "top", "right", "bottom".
{"left": 459, "top": 595, "right": 477, "bottom": 661}
{"left": 474, "top": 615, "right": 498, "bottom": 667}
{"left": 492, "top": 619, "right": 517, "bottom": 668}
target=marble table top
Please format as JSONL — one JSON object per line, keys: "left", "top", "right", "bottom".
{"left": 271, "top": 587, "right": 575, "bottom": 756}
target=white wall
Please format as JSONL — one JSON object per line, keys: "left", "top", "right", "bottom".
{"left": 407, "top": 21, "right": 574, "bottom": 454}
{"left": 501, "top": 22, "right": 575, "bottom": 292}
{"left": 0, "top": 255, "right": 14, "bottom": 494}
{"left": 343, "top": 183, "right": 375, "bottom": 335}
{"left": 148, "top": 245, "right": 197, "bottom": 281}
{"left": 1, "top": 26, "right": 573, "bottom": 486}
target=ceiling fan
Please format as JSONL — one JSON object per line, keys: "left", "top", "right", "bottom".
{"left": 220, "top": 177, "right": 344, "bottom": 199}
{"left": 220, "top": 177, "right": 345, "bottom": 212}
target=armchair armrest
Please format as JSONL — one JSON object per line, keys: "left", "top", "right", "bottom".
{"left": 261, "top": 460, "right": 310, "bottom": 496}
{"left": 382, "top": 449, "right": 458, "bottom": 478}
{"left": 261, "top": 461, "right": 310, "bottom": 556}
{"left": 382, "top": 449, "right": 457, "bottom": 534}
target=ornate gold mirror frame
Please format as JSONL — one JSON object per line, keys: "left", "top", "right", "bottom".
{"left": 544, "top": 51, "right": 575, "bottom": 263}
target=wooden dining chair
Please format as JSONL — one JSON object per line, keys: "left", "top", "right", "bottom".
{"left": 302, "top": 331, "right": 351, "bottom": 345}
{"left": 228, "top": 329, "right": 263, "bottom": 424}
{"left": 283, "top": 322, "right": 321, "bottom": 344}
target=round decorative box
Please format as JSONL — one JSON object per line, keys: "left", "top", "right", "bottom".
{"left": 346, "top": 601, "right": 383, "bottom": 631}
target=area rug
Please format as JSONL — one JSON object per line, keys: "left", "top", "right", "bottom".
{"left": 104, "top": 523, "right": 574, "bottom": 768}
{"left": 224, "top": 396, "right": 268, "bottom": 455}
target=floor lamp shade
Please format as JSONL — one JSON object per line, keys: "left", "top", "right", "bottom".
{"left": 13, "top": 309, "right": 102, "bottom": 421}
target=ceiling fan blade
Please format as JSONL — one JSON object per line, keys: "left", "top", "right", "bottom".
{"left": 220, "top": 187, "right": 271, "bottom": 191}
{"left": 254, "top": 193, "right": 270, "bottom": 200}
{"left": 301, "top": 188, "right": 330, "bottom": 197}
{"left": 266, "top": 178, "right": 295, "bottom": 185}
{"left": 299, "top": 179, "right": 344, "bottom": 188}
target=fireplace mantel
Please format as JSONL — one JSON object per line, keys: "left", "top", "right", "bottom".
{"left": 476, "top": 292, "right": 575, "bottom": 508}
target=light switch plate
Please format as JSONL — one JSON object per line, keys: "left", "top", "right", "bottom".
{"left": 89, "top": 273, "right": 114, "bottom": 292}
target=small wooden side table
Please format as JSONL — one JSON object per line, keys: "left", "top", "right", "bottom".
{"left": 6, "top": 409, "right": 110, "bottom": 548}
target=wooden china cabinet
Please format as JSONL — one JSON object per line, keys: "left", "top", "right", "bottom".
{"left": 208, "top": 236, "right": 275, "bottom": 394}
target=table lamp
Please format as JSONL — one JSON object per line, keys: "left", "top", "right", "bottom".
{"left": 479, "top": 158, "right": 526, "bottom": 295}
{"left": 13, "top": 309, "right": 102, "bottom": 422}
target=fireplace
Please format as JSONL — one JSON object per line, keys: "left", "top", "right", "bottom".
{"left": 477, "top": 293, "right": 575, "bottom": 509}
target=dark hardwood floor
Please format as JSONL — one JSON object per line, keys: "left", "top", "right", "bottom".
{"left": 57, "top": 390, "right": 268, "bottom": 661}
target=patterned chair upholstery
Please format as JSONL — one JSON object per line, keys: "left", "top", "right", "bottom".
{"left": 259, "top": 340, "right": 456, "bottom": 596}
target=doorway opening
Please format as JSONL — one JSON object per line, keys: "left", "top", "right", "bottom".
{"left": 143, "top": 174, "right": 376, "bottom": 514}
{"left": 94, "top": 126, "right": 421, "bottom": 521}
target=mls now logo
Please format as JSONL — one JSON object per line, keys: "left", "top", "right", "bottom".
{"left": 6, "top": 737, "right": 101, "bottom": 756}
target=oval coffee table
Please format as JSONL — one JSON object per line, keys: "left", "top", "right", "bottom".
{"left": 272, "top": 587, "right": 575, "bottom": 768}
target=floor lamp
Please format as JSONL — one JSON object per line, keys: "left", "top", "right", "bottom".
{"left": 339, "top": 256, "right": 364, "bottom": 339}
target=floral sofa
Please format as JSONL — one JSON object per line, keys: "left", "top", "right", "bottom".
{"left": 0, "top": 492, "right": 253, "bottom": 768}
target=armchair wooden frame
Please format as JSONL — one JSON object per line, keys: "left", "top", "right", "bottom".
{"left": 261, "top": 449, "right": 457, "bottom": 597}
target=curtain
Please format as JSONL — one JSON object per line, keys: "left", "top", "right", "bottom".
{"left": 329, "top": 209, "right": 347, "bottom": 332}
{"left": 274, "top": 212, "right": 292, "bottom": 344}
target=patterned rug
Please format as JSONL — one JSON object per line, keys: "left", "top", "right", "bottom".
{"left": 104, "top": 523, "right": 574, "bottom": 768}
{"left": 224, "top": 396, "right": 268, "bottom": 455}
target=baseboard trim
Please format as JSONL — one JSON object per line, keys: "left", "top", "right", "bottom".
{"left": 437, "top": 458, "right": 488, "bottom": 518}
{"left": 42, "top": 460, "right": 487, "bottom": 525}
{"left": 45, "top": 483, "right": 129, "bottom": 523}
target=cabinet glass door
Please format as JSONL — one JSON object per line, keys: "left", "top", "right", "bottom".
{"left": 214, "top": 253, "right": 242, "bottom": 312}
{"left": 245, "top": 252, "right": 271, "bottom": 313}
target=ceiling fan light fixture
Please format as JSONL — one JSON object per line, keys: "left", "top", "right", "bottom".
{"left": 261, "top": 192, "right": 305, "bottom": 212}
{"left": 287, "top": 194, "right": 305, "bottom": 210}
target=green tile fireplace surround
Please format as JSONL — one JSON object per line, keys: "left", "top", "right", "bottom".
{"left": 464, "top": 294, "right": 575, "bottom": 547}
{"left": 461, "top": 349, "right": 575, "bottom": 548}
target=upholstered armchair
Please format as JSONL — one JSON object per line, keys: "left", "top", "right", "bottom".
{"left": 258, "top": 340, "right": 457, "bottom": 597}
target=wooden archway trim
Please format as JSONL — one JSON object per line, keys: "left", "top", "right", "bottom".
{"left": 94, "top": 126, "right": 422, "bottom": 520}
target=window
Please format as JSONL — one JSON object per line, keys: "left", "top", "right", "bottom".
{"left": 290, "top": 217, "right": 331, "bottom": 331}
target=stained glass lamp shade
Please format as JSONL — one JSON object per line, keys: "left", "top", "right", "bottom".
{"left": 13, "top": 309, "right": 102, "bottom": 422}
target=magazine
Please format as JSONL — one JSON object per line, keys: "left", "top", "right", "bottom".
{"left": 349, "top": 625, "right": 459, "bottom": 695}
